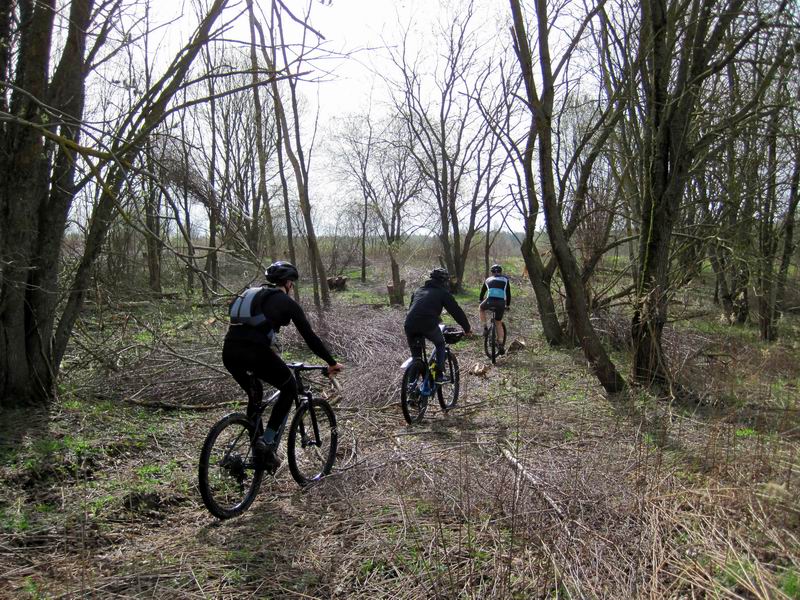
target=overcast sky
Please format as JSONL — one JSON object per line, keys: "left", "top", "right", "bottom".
{"left": 142, "top": 0, "right": 512, "bottom": 232}
{"left": 306, "top": 0, "right": 448, "bottom": 120}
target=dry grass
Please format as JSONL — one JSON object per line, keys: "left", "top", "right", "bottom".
{"left": 1, "top": 281, "right": 799, "bottom": 598}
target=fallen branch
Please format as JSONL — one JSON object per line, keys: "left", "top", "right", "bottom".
{"left": 125, "top": 397, "right": 239, "bottom": 411}
{"left": 501, "top": 444, "right": 572, "bottom": 537}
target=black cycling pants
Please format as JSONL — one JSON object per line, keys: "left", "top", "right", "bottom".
{"left": 222, "top": 340, "right": 297, "bottom": 433}
{"left": 404, "top": 323, "right": 446, "bottom": 371}
{"left": 480, "top": 297, "right": 505, "bottom": 321}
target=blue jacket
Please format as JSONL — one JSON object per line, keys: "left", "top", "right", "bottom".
{"left": 479, "top": 275, "right": 511, "bottom": 306}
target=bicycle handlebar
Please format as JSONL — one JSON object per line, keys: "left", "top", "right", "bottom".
{"left": 286, "top": 363, "right": 329, "bottom": 372}
{"left": 286, "top": 363, "right": 341, "bottom": 391}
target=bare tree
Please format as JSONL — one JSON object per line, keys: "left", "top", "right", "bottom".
{"left": 249, "top": 0, "right": 331, "bottom": 306}
{"left": 631, "top": 0, "right": 794, "bottom": 385}
{"left": 509, "top": 0, "right": 627, "bottom": 393}
{"left": 334, "top": 114, "right": 425, "bottom": 304}
{"left": 247, "top": 0, "right": 277, "bottom": 262}
{"left": 386, "top": 1, "right": 507, "bottom": 292}
{"left": 484, "top": 59, "right": 565, "bottom": 345}
{"left": 0, "top": 0, "right": 232, "bottom": 406}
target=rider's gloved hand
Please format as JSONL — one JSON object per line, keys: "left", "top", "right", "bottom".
{"left": 327, "top": 362, "right": 343, "bottom": 377}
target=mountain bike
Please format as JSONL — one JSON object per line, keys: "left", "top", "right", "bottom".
{"left": 483, "top": 306, "right": 508, "bottom": 365}
{"left": 400, "top": 325, "right": 462, "bottom": 424}
{"left": 198, "top": 363, "right": 338, "bottom": 520}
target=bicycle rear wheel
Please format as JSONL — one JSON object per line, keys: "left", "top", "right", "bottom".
{"left": 484, "top": 320, "right": 497, "bottom": 364}
{"left": 437, "top": 350, "right": 460, "bottom": 410}
{"left": 287, "top": 399, "right": 338, "bottom": 486}
{"left": 401, "top": 359, "right": 429, "bottom": 424}
{"left": 198, "top": 413, "right": 264, "bottom": 519}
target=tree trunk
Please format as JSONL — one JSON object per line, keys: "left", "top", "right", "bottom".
{"left": 1, "top": 0, "right": 230, "bottom": 408}
{"left": 484, "top": 205, "right": 491, "bottom": 278}
{"left": 775, "top": 152, "right": 800, "bottom": 320}
{"left": 2, "top": 0, "right": 72, "bottom": 406}
{"left": 144, "top": 167, "right": 163, "bottom": 294}
{"left": 632, "top": 0, "right": 746, "bottom": 386}
{"left": 756, "top": 113, "right": 780, "bottom": 341}
{"left": 521, "top": 228, "right": 563, "bottom": 346}
{"left": 733, "top": 132, "right": 756, "bottom": 326}
{"left": 183, "top": 192, "right": 195, "bottom": 293}
{"left": 507, "top": 0, "right": 563, "bottom": 348}
{"left": 361, "top": 193, "right": 368, "bottom": 283}
{"left": 538, "top": 133, "right": 625, "bottom": 393}
{"left": 510, "top": 0, "right": 624, "bottom": 393}
{"left": 308, "top": 241, "right": 320, "bottom": 306}
{"left": 275, "top": 111, "right": 298, "bottom": 300}
{"left": 203, "top": 64, "right": 219, "bottom": 294}
{"left": 709, "top": 245, "right": 735, "bottom": 319}
{"left": 261, "top": 19, "right": 329, "bottom": 307}
{"left": 388, "top": 254, "right": 404, "bottom": 305}
{"left": 247, "top": 0, "right": 275, "bottom": 262}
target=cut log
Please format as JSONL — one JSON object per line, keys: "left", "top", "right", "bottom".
{"left": 327, "top": 276, "right": 348, "bottom": 291}
{"left": 472, "top": 363, "right": 490, "bottom": 377}
{"left": 507, "top": 338, "right": 527, "bottom": 352}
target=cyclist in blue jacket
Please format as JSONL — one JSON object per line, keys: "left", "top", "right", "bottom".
{"left": 479, "top": 264, "right": 511, "bottom": 354}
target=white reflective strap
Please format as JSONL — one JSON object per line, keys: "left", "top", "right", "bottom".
{"left": 230, "top": 295, "right": 245, "bottom": 320}
{"left": 240, "top": 288, "right": 260, "bottom": 318}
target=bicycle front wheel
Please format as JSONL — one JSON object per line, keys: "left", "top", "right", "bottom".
{"left": 287, "top": 399, "right": 338, "bottom": 486}
{"left": 437, "top": 350, "right": 460, "bottom": 410}
{"left": 400, "top": 359, "right": 429, "bottom": 424}
{"left": 198, "top": 413, "right": 264, "bottom": 520}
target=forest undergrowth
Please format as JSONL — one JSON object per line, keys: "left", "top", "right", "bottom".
{"left": 0, "top": 276, "right": 798, "bottom": 599}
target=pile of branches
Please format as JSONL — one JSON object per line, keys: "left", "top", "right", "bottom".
{"left": 279, "top": 304, "right": 409, "bottom": 409}
{"left": 73, "top": 302, "right": 410, "bottom": 410}
{"left": 62, "top": 308, "right": 236, "bottom": 408}
{"left": 104, "top": 340, "right": 236, "bottom": 408}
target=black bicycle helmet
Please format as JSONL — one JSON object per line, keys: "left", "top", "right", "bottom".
{"left": 265, "top": 261, "right": 299, "bottom": 283}
{"left": 490, "top": 264, "right": 503, "bottom": 274}
{"left": 430, "top": 268, "right": 450, "bottom": 282}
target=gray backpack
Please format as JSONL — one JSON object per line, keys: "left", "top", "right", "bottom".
{"left": 229, "top": 287, "right": 279, "bottom": 342}
{"left": 230, "top": 287, "right": 267, "bottom": 326}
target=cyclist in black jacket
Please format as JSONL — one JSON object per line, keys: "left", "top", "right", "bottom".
{"left": 404, "top": 268, "right": 472, "bottom": 382}
{"left": 223, "top": 261, "right": 343, "bottom": 473}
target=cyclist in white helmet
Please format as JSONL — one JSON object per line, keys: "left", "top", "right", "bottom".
{"left": 479, "top": 264, "right": 511, "bottom": 355}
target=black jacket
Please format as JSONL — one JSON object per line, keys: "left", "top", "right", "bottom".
{"left": 225, "top": 288, "right": 336, "bottom": 365}
{"left": 404, "top": 279, "right": 471, "bottom": 333}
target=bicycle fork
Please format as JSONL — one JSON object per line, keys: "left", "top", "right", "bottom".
{"left": 295, "top": 393, "right": 322, "bottom": 449}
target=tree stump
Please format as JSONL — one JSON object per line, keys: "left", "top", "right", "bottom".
{"left": 387, "top": 279, "right": 406, "bottom": 305}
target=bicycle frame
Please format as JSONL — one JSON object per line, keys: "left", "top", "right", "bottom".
{"left": 486, "top": 307, "right": 507, "bottom": 338}
{"left": 400, "top": 337, "right": 448, "bottom": 398}
{"left": 246, "top": 363, "right": 328, "bottom": 450}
